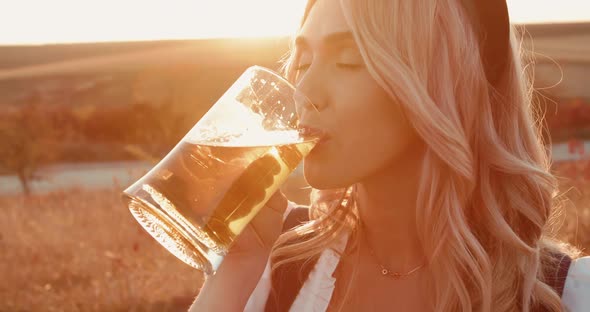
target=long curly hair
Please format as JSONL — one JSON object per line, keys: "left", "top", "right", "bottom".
{"left": 269, "top": 0, "right": 583, "bottom": 311}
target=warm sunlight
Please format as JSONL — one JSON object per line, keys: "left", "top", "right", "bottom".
{"left": 0, "top": 0, "right": 307, "bottom": 45}
{"left": 0, "top": 0, "right": 588, "bottom": 45}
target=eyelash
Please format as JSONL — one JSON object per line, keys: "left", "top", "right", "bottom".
{"left": 336, "top": 63, "right": 363, "bottom": 70}
{"left": 294, "top": 64, "right": 310, "bottom": 71}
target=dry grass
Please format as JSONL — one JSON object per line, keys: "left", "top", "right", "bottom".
{"left": 0, "top": 161, "right": 589, "bottom": 312}
{"left": 0, "top": 188, "right": 202, "bottom": 312}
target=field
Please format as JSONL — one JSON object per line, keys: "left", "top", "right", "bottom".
{"left": 0, "top": 188, "right": 202, "bottom": 312}
{"left": 0, "top": 159, "right": 588, "bottom": 312}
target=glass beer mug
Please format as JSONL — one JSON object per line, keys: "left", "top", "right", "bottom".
{"left": 122, "top": 66, "right": 319, "bottom": 275}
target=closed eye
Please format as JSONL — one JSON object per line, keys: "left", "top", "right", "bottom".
{"left": 336, "top": 63, "right": 364, "bottom": 70}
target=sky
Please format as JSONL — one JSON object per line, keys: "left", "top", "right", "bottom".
{"left": 0, "top": 0, "right": 588, "bottom": 45}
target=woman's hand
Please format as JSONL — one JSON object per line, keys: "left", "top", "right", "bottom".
{"left": 221, "top": 191, "right": 288, "bottom": 266}
{"left": 190, "top": 191, "right": 288, "bottom": 312}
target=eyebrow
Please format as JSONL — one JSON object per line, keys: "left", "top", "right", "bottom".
{"left": 294, "top": 31, "right": 355, "bottom": 50}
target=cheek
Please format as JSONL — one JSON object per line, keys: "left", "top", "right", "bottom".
{"left": 342, "top": 81, "right": 412, "bottom": 154}
{"left": 304, "top": 84, "right": 417, "bottom": 189}
{"left": 342, "top": 98, "right": 412, "bottom": 168}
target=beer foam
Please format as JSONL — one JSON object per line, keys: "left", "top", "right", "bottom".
{"left": 186, "top": 128, "right": 304, "bottom": 147}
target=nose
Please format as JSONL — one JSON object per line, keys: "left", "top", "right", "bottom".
{"left": 293, "top": 65, "right": 328, "bottom": 117}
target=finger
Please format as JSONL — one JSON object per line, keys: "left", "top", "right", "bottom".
{"left": 265, "top": 190, "right": 288, "bottom": 215}
{"left": 247, "top": 193, "right": 287, "bottom": 247}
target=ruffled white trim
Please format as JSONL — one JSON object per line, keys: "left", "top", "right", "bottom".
{"left": 562, "top": 256, "right": 590, "bottom": 311}
{"left": 289, "top": 231, "right": 349, "bottom": 312}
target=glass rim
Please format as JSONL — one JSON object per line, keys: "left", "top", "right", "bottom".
{"left": 247, "top": 65, "right": 296, "bottom": 90}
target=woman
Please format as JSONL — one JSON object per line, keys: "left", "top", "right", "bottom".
{"left": 191, "top": 0, "right": 589, "bottom": 311}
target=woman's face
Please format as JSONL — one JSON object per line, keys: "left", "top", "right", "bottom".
{"left": 294, "top": 0, "right": 420, "bottom": 189}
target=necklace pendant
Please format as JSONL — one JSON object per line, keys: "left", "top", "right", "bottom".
{"left": 381, "top": 268, "right": 389, "bottom": 275}
{"left": 391, "top": 272, "right": 402, "bottom": 279}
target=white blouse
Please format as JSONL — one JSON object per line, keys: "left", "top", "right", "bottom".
{"left": 244, "top": 204, "right": 590, "bottom": 311}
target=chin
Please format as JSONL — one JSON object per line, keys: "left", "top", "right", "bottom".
{"left": 303, "top": 162, "right": 330, "bottom": 190}
{"left": 303, "top": 161, "right": 350, "bottom": 190}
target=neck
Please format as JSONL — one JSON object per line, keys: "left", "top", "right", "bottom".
{"left": 354, "top": 146, "right": 426, "bottom": 272}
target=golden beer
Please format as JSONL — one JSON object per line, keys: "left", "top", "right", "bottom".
{"left": 123, "top": 130, "right": 316, "bottom": 274}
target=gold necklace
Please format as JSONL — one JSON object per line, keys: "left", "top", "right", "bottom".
{"left": 360, "top": 223, "right": 426, "bottom": 280}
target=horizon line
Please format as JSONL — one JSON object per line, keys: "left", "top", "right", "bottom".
{"left": 1, "top": 20, "right": 588, "bottom": 47}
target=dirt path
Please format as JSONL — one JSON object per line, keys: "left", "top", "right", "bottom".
{"left": 0, "top": 161, "right": 151, "bottom": 195}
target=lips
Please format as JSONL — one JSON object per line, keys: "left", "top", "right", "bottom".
{"left": 297, "top": 125, "right": 329, "bottom": 143}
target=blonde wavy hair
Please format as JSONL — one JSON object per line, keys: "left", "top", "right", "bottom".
{"left": 269, "top": 0, "right": 583, "bottom": 311}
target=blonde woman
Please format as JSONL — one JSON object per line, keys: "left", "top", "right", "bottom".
{"left": 190, "top": 0, "right": 590, "bottom": 311}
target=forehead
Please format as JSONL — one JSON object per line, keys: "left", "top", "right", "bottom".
{"left": 297, "top": 0, "right": 351, "bottom": 42}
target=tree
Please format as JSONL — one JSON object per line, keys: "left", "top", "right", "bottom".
{"left": 0, "top": 98, "right": 59, "bottom": 195}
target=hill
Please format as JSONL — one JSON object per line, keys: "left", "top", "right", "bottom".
{"left": 0, "top": 22, "right": 589, "bottom": 112}
{"left": 0, "top": 37, "right": 290, "bottom": 116}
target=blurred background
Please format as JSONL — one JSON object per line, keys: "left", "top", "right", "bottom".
{"left": 0, "top": 1, "right": 588, "bottom": 311}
